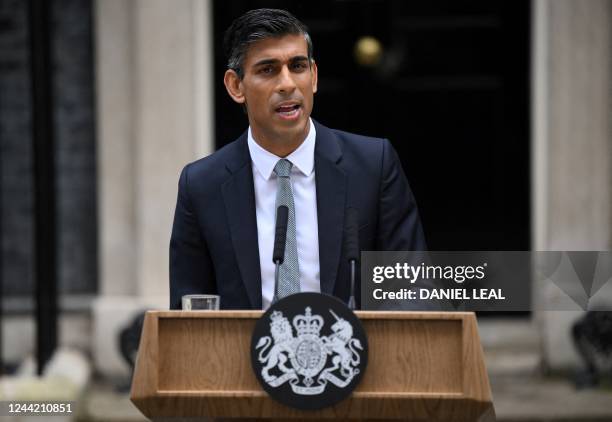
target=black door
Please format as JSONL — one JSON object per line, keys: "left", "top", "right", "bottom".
{"left": 213, "top": 0, "right": 530, "bottom": 251}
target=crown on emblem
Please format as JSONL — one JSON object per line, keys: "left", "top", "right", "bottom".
{"left": 293, "top": 307, "right": 324, "bottom": 336}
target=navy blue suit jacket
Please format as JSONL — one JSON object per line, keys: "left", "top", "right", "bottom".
{"left": 169, "top": 120, "right": 426, "bottom": 310}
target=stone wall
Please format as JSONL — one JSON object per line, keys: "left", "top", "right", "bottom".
{"left": 532, "top": 0, "right": 612, "bottom": 371}
{"left": 0, "top": 0, "right": 97, "bottom": 365}
{"left": 0, "top": 0, "right": 97, "bottom": 301}
{"left": 93, "top": 0, "right": 214, "bottom": 377}
{"left": 0, "top": 0, "right": 35, "bottom": 298}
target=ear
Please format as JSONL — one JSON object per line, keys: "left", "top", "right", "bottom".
{"left": 224, "top": 69, "right": 246, "bottom": 104}
{"left": 311, "top": 60, "right": 318, "bottom": 94}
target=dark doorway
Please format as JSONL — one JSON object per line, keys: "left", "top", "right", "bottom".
{"left": 213, "top": 0, "right": 530, "bottom": 252}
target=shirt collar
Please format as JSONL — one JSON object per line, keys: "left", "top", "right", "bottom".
{"left": 247, "top": 118, "right": 316, "bottom": 181}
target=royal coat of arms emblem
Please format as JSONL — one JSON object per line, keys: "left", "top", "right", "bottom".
{"left": 251, "top": 293, "right": 368, "bottom": 410}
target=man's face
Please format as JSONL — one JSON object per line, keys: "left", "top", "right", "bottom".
{"left": 224, "top": 34, "right": 318, "bottom": 144}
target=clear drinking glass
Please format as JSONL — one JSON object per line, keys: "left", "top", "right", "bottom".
{"left": 181, "top": 294, "right": 220, "bottom": 310}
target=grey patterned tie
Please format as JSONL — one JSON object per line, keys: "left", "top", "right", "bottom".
{"left": 273, "top": 158, "right": 300, "bottom": 300}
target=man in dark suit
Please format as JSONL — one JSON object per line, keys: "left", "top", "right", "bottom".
{"left": 170, "top": 9, "right": 425, "bottom": 310}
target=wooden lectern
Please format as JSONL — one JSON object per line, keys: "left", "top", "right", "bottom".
{"left": 131, "top": 311, "right": 494, "bottom": 421}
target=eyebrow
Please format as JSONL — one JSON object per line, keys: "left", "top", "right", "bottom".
{"left": 252, "top": 55, "right": 309, "bottom": 68}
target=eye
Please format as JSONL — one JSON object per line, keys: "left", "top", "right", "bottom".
{"left": 257, "top": 65, "right": 274, "bottom": 75}
{"left": 291, "top": 62, "right": 308, "bottom": 72}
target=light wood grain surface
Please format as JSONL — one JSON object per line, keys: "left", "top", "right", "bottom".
{"left": 131, "top": 311, "right": 494, "bottom": 421}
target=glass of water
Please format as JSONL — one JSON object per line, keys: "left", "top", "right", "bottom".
{"left": 181, "top": 294, "right": 220, "bottom": 310}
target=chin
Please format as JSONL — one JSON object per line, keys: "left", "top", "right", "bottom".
{"left": 277, "top": 118, "right": 307, "bottom": 132}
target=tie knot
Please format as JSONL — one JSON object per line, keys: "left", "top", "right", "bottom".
{"left": 273, "top": 159, "right": 293, "bottom": 178}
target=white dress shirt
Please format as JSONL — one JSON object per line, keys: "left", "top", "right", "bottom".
{"left": 248, "top": 119, "right": 321, "bottom": 309}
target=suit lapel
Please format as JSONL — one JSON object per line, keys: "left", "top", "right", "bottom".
{"left": 314, "top": 121, "right": 347, "bottom": 295}
{"left": 221, "top": 133, "right": 262, "bottom": 309}
{"left": 220, "top": 122, "right": 346, "bottom": 305}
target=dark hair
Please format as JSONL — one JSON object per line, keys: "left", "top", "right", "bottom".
{"left": 223, "top": 8, "right": 313, "bottom": 79}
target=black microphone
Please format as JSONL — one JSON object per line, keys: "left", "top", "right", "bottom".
{"left": 345, "top": 207, "right": 359, "bottom": 310}
{"left": 272, "top": 205, "right": 289, "bottom": 303}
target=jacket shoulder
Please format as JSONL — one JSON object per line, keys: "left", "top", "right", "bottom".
{"left": 331, "top": 128, "right": 386, "bottom": 148}
{"left": 328, "top": 127, "right": 389, "bottom": 165}
{"left": 181, "top": 136, "right": 247, "bottom": 186}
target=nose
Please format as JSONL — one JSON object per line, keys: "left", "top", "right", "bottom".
{"left": 276, "top": 65, "right": 296, "bottom": 94}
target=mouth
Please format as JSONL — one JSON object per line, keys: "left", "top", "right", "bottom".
{"left": 274, "top": 102, "right": 302, "bottom": 120}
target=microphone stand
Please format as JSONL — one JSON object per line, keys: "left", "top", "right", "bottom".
{"left": 273, "top": 258, "right": 281, "bottom": 303}
{"left": 272, "top": 205, "right": 289, "bottom": 304}
{"left": 345, "top": 207, "right": 359, "bottom": 311}
{"left": 348, "top": 260, "right": 356, "bottom": 310}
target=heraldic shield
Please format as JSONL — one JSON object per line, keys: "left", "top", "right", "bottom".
{"left": 250, "top": 292, "right": 369, "bottom": 410}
